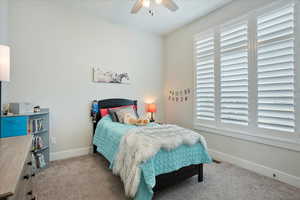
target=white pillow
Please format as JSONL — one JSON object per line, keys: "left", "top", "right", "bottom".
{"left": 115, "top": 107, "right": 137, "bottom": 123}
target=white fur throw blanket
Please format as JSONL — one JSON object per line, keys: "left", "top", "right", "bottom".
{"left": 112, "top": 124, "right": 208, "bottom": 198}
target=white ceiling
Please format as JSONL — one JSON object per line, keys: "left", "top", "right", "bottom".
{"left": 68, "top": 0, "right": 233, "bottom": 35}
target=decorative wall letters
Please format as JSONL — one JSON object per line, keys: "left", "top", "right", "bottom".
{"left": 168, "top": 88, "right": 191, "bottom": 103}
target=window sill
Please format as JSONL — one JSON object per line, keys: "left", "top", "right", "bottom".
{"left": 194, "top": 124, "right": 300, "bottom": 152}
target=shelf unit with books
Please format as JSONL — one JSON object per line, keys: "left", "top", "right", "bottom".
{"left": 28, "top": 109, "right": 50, "bottom": 170}
{"left": 0, "top": 108, "right": 50, "bottom": 170}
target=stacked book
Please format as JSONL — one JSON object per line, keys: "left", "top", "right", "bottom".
{"left": 28, "top": 118, "right": 45, "bottom": 134}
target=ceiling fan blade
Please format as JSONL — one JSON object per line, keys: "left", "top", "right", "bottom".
{"left": 162, "top": 0, "right": 179, "bottom": 12}
{"left": 131, "top": 0, "right": 143, "bottom": 14}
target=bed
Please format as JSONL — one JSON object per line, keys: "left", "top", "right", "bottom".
{"left": 92, "top": 98, "right": 212, "bottom": 200}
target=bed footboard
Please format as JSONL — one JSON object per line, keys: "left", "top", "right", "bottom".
{"left": 93, "top": 150, "right": 203, "bottom": 192}
{"left": 153, "top": 164, "right": 203, "bottom": 192}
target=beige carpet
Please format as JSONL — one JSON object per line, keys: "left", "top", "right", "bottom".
{"left": 34, "top": 154, "right": 300, "bottom": 200}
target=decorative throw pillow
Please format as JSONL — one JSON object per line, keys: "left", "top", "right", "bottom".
{"left": 115, "top": 107, "right": 138, "bottom": 123}
{"left": 123, "top": 113, "right": 138, "bottom": 125}
{"left": 108, "top": 109, "right": 119, "bottom": 122}
{"left": 109, "top": 105, "right": 139, "bottom": 122}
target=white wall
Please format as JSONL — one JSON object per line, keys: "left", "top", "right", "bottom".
{"left": 0, "top": 0, "right": 8, "bottom": 109}
{"left": 6, "top": 0, "right": 164, "bottom": 159}
{"left": 0, "top": 0, "right": 7, "bottom": 44}
{"left": 164, "top": 0, "right": 300, "bottom": 185}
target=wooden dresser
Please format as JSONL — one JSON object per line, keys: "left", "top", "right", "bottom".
{"left": 0, "top": 136, "right": 36, "bottom": 200}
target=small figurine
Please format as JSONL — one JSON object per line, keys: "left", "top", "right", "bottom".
{"left": 34, "top": 106, "right": 41, "bottom": 113}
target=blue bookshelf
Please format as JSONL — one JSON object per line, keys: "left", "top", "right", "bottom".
{"left": 0, "top": 108, "right": 50, "bottom": 169}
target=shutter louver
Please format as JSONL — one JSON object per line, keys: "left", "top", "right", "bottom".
{"left": 195, "top": 34, "right": 215, "bottom": 120}
{"left": 257, "top": 4, "right": 295, "bottom": 132}
{"left": 220, "top": 22, "right": 249, "bottom": 125}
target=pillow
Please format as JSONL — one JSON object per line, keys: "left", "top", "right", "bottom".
{"left": 108, "top": 105, "right": 139, "bottom": 122}
{"left": 100, "top": 105, "right": 138, "bottom": 119}
{"left": 100, "top": 108, "right": 110, "bottom": 117}
{"left": 115, "top": 107, "right": 138, "bottom": 123}
{"left": 108, "top": 109, "right": 119, "bottom": 122}
{"left": 123, "top": 113, "right": 138, "bottom": 125}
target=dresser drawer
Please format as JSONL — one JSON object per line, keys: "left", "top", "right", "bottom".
{"left": 8, "top": 152, "right": 34, "bottom": 200}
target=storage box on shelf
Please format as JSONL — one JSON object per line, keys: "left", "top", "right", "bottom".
{"left": 0, "top": 109, "right": 50, "bottom": 170}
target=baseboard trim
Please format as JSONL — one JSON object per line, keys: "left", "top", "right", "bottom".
{"left": 208, "top": 149, "right": 300, "bottom": 188}
{"left": 50, "top": 146, "right": 92, "bottom": 161}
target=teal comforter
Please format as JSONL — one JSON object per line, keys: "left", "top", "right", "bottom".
{"left": 93, "top": 116, "right": 212, "bottom": 200}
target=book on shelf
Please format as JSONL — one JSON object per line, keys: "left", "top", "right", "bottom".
{"left": 28, "top": 118, "right": 45, "bottom": 134}
{"left": 32, "top": 136, "right": 44, "bottom": 150}
{"left": 35, "top": 153, "right": 46, "bottom": 169}
{"left": 32, "top": 136, "right": 47, "bottom": 169}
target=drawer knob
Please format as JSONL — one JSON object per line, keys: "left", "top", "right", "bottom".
{"left": 23, "top": 175, "right": 30, "bottom": 180}
{"left": 27, "top": 161, "right": 33, "bottom": 166}
{"left": 27, "top": 191, "right": 33, "bottom": 195}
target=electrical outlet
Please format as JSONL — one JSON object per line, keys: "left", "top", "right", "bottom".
{"left": 51, "top": 136, "right": 57, "bottom": 144}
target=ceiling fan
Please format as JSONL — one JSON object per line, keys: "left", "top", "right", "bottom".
{"left": 131, "top": 0, "right": 179, "bottom": 14}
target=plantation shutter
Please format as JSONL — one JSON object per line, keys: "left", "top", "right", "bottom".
{"left": 257, "top": 4, "right": 295, "bottom": 132}
{"left": 195, "top": 33, "right": 215, "bottom": 120}
{"left": 220, "top": 22, "right": 249, "bottom": 125}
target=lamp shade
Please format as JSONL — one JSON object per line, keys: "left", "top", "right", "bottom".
{"left": 147, "top": 103, "right": 157, "bottom": 113}
{"left": 0, "top": 45, "right": 10, "bottom": 81}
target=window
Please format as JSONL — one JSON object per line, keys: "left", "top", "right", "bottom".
{"left": 194, "top": 33, "right": 215, "bottom": 121}
{"left": 256, "top": 5, "right": 295, "bottom": 132}
{"left": 194, "top": 1, "right": 299, "bottom": 148}
{"left": 220, "top": 21, "right": 249, "bottom": 125}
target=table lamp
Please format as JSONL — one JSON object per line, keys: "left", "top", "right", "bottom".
{"left": 0, "top": 45, "right": 10, "bottom": 115}
{"left": 147, "top": 103, "right": 157, "bottom": 122}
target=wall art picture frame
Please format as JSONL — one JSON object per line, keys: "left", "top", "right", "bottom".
{"left": 168, "top": 88, "right": 192, "bottom": 103}
{"left": 93, "top": 67, "right": 130, "bottom": 84}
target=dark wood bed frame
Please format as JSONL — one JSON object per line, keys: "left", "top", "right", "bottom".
{"left": 92, "top": 98, "right": 203, "bottom": 192}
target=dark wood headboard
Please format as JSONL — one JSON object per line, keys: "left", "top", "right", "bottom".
{"left": 92, "top": 98, "right": 138, "bottom": 134}
{"left": 92, "top": 98, "right": 137, "bottom": 153}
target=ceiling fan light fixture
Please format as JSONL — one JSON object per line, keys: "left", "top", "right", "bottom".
{"left": 131, "top": 0, "right": 178, "bottom": 14}
{"left": 142, "top": 0, "right": 150, "bottom": 8}
{"left": 155, "top": 0, "right": 162, "bottom": 4}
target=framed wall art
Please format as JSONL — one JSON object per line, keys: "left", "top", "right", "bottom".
{"left": 93, "top": 67, "right": 130, "bottom": 84}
